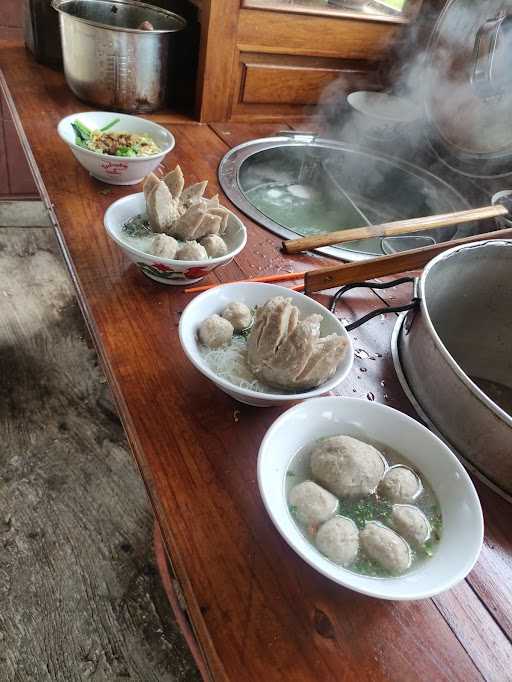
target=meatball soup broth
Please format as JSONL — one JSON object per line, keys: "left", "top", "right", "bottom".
{"left": 258, "top": 396, "right": 483, "bottom": 600}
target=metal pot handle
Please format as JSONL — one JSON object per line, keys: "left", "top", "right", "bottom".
{"left": 471, "top": 10, "right": 508, "bottom": 98}
{"left": 330, "top": 277, "right": 420, "bottom": 332}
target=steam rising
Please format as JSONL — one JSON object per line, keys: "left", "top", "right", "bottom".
{"left": 222, "top": 2, "right": 512, "bottom": 259}
{"left": 314, "top": 0, "right": 512, "bottom": 178}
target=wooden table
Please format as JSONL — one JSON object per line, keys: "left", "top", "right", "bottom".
{"left": 2, "top": 40, "right": 512, "bottom": 682}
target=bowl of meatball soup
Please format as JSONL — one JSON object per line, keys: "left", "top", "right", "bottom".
{"left": 258, "top": 396, "right": 483, "bottom": 600}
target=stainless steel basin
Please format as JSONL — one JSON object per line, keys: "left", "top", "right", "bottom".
{"left": 393, "top": 240, "right": 512, "bottom": 498}
{"left": 218, "top": 133, "right": 475, "bottom": 261}
{"left": 52, "top": 0, "right": 186, "bottom": 112}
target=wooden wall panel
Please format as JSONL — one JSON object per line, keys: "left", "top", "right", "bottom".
{"left": 0, "top": 0, "right": 23, "bottom": 39}
{"left": 241, "top": 61, "right": 378, "bottom": 105}
{"left": 195, "top": 0, "right": 241, "bottom": 121}
{"left": 238, "top": 8, "right": 401, "bottom": 60}
{"left": 0, "top": 86, "right": 38, "bottom": 198}
{"left": 0, "top": 0, "right": 23, "bottom": 27}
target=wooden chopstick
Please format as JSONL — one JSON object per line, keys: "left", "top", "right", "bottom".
{"left": 184, "top": 270, "right": 309, "bottom": 294}
{"left": 304, "top": 226, "right": 512, "bottom": 294}
{"left": 283, "top": 204, "right": 509, "bottom": 254}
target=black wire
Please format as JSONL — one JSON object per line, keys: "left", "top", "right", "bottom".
{"left": 330, "top": 277, "right": 414, "bottom": 313}
{"left": 331, "top": 277, "right": 417, "bottom": 330}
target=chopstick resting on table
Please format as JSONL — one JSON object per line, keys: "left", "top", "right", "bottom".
{"left": 184, "top": 270, "right": 309, "bottom": 294}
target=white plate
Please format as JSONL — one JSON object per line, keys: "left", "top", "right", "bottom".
{"left": 258, "top": 396, "right": 483, "bottom": 600}
{"left": 179, "top": 282, "right": 354, "bottom": 406}
{"left": 57, "top": 111, "right": 175, "bottom": 185}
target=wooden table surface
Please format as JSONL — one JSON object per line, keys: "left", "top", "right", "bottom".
{"left": 2, "top": 40, "right": 512, "bottom": 682}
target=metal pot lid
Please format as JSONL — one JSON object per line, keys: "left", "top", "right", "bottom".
{"left": 218, "top": 133, "right": 473, "bottom": 262}
{"left": 426, "top": 0, "right": 512, "bottom": 176}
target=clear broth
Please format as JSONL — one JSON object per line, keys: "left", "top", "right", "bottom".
{"left": 286, "top": 437, "right": 442, "bottom": 578}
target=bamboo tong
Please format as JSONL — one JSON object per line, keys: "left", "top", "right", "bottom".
{"left": 303, "top": 224, "right": 512, "bottom": 294}
{"left": 281, "top": 202, "right": 512, "bottom": 294}
{"left": 185, "top": 202, "right": 512, "bottom": 296}
{"left": 282, "top": 204, "right": 509, "bottom": 254}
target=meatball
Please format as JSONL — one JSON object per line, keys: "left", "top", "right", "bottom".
{"left": 176, "top": 240, "right": 208, "bottom": 261}
{"left": 222, "top": 302, "right": 252, "bottom": 331}
{"left": 379, "top": 466, "right": 422, "bottom": 503}
{"left": 198, "top": 314, "right": 233, "bottom": 348}
{"left": 200, "top": 234, "right": 228, "bottom": 258}
{"left": 316, "top": 516, "right": 359, "bottom": 566}
{"left": 310, "top": 435, "right": 387, "bottom": 498}
{"left": 150, "top": 233, "right": 178, "bottom": 259}
{"left": 288, "top": 481, "right": 338, "bottom": 526}
{"left": 391, "top": 504, "right": 431, "bottom": 546}
{"left": 360, "top": 521, "right": 411, "bottom": 574}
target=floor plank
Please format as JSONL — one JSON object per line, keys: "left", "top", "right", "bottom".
{"left": 0, "top": 200, "right": 49, "bottom": 227}
{"left": 0, "top": 225, "right": 200, "bottom": 681}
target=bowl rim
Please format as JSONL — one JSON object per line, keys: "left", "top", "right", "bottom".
{"left": 347, "top": 91, "right": 421, "bottom": 123}
{"left": 257, "top": 395, "right": 484, "bottom": 600}
{"left": 57, "top": 111, "right": 175, "bottom": 162}
{"left": 104, "top": 192, "right": 248, "bottom": 267}
{"left": 52, "top": 0, "right": 187, "bottom": 34}
{"left": 178, "top": 282, "right": 354, "bottom": 402}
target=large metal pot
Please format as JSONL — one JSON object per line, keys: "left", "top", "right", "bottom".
{"left": 218, "top": 133, "right": 474, "bottom": 262}
{"left": 52, "top": 0, "right": 186, "bottom": 112}
{"left": 334, "top": 240, "right": 512, "bottom": 497}
{"left": 425, "top": 0, "right": 512, "bottom": 177}
{"left": 394, "top": 240, "right": 512, "bottom": 496}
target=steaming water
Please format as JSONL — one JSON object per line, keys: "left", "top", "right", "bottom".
{"left": 237, "top": 142, "right": 470, "bottom": 257}
{"left": 245, "top": 181, "right": 387, "bottom": 253}
{"left": 246, "top": 182, "right": 365, "bottom": 234}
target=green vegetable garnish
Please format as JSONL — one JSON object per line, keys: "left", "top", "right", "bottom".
{"left": 71, "top": 119, "right": 92, "bottom": 144}
{"left": 116, "top": 147, "right": 137, "bottom": 157}
{"left": 337, "top": 496, "right": 392, "bottom": 530}
{"left": 100, "top": 117, "right": 121, "bottom": 132}
{"left": 122, "top": 215, "right": 152, "bottom": 238}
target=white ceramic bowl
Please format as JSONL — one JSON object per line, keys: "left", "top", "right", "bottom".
{"left": 258, "top": 396, "right": 483, "bottom": 600}
{"left": 104, "top": 193, "right": 247, "bottom": 285}
{"left": 178, "top": 282, "right": 354, "bottom": 407}
{"left": 347, "top": 91, "right": 421, "bottom": 141}
{"left": 57, "top": 111, "right": 175, "bottom": 185}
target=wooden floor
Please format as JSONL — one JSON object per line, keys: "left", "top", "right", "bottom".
{"left": 0, "top": 204, "right": 199, "bottom": 680}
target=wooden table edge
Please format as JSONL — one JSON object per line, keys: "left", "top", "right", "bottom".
{"left": 0, "top": 66, "right": 230, "bottom": 682}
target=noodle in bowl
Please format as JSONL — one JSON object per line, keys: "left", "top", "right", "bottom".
{"left": 179, "top": 282, "right": 354, "bottom": 407}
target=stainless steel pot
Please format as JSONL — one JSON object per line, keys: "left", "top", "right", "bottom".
{"left": 426, "top": 0, "right": 512, "bottom": 177}
{"left": 218, "top": 133, "right": 473, "bottom": 262}
{"left": 334, "top": 240, "right": 512, "bottom": 497}
{"left": 52, "top": 0, "right": 186, "bottom": 113}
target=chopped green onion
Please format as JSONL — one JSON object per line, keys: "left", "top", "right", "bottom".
{"left": 100, "top": 117, "right": 121, "bottom": 132}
